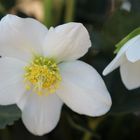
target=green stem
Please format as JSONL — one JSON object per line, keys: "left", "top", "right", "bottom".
{"left": 64, "top": 0, "right": 75, "bottom": 22}
{"left": 43, "top": 0, "right": 53, "bottom": 28}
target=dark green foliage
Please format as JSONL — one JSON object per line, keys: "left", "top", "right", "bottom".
{"left": 0, "top": 105, "right": 20, "bottom": 128}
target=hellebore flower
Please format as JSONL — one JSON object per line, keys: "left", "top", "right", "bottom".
{"left": 0, "top": 14, "right": 111, "bottom": 135}
{"left": 103, "top": 34, "right": 140, "bottom": 90}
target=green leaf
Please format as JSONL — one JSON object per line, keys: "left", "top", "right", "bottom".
{"left": 0, "top": 105, "right": 21, "bottom": 129}
{"left": 114, "top": 27, "right": 140, "bottom": 53}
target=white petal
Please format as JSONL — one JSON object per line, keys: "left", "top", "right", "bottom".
{"left": 0, "top": 14, "right": 48, "bottom": 61}
{"left": 56, "top": 61, "right": 112, "bottom": 116}
{"left": 0, "top": 57, "right": 26, "bottom": 105}
{"left": 126, "top": 35, "right": 140, "bottom": 62}
{"left": 43, "top": 22, "right": 91, "bottom": 62}
{"left": 120, "top": 60, "right": 140, "bottom": 90}
{"left": 103, "top": 34, "right": 140, "bottom": 75}
{"left": 17, "top": 92, "right": 63, "bottom": 136}
{"left": 103, "top": 54, "right": 124, "bottom": 76}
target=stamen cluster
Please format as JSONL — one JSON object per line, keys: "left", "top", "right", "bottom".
{"left": 24, "top": 56, "right": 61, "bottom": 95}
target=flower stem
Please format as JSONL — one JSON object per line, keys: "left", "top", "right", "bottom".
{"left": 43, "top": 0, "right": 53, "bottom": 28}
{"left": 64, "top": 0, "right": 75, "bottom": 22}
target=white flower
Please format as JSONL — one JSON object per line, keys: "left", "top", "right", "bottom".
{"left": 120, "top": 0, "right": 131, "bottom": 12}
{"left": 0, "top": 14, "right": 111, "bottom": 136}
{"left": 103, "top": 35, "right": 140, "bottom": 90}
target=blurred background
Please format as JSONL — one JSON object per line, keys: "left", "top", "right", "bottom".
{"left": 0, "top": 0, "right": 140, "bottom": 140}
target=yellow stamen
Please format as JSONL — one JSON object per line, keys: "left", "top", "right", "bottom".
{"left": 24, "top": 56, "right": 61, "bottom": 95}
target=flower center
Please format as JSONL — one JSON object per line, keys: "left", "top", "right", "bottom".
{"left": 24, "top": 56, "right": 61, "bottom": 95}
